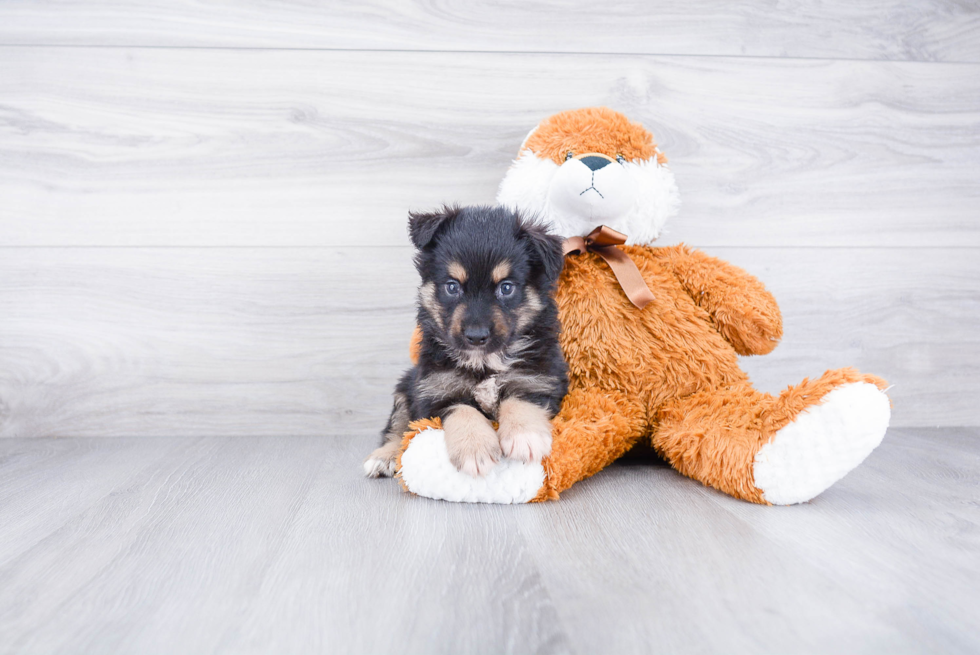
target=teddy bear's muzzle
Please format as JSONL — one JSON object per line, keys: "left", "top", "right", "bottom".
{"left": 547, "top": 155, "right": 637, "bottom": 230}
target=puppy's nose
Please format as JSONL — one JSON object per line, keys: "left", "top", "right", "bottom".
{"left": 464, "top": 325, "right": 490, "bottom": 346}
{"left": 580, "top": 155, "right": 612, "bottom": 172}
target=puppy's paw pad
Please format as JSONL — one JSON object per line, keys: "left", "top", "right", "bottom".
{"left": 497, "top": 399, "right": 553, "bottom": 464}
{"left": 444, "top": 405, "right": 502, "bottom": 478}
{"left": 363, "top": 448, "right": 399, "bottom": 478}
{"left": 499, "top": 428, "right": 552, "bottom": 464}
{"left": 453, "top": 446, "right": 500, "bottom": 478}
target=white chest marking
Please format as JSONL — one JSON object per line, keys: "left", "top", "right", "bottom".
{"left": 473, "top": 376, "right": 500, "bottom": 415}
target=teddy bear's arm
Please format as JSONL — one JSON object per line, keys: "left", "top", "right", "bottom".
{"left": 660, "top": 245, "right": 783, "bottom": 356}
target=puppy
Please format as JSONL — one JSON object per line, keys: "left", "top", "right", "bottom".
{"left": 364, "top": 205, "right": 568, "bottom": 478}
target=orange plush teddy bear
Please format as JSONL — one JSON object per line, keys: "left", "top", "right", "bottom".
{"left": 393, "top": 107, "right": 891, "bottom": 505}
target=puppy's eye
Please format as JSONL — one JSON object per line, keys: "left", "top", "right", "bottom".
{"left": 565, "top": 151, "right": 574, "bottom": 161}
{"left": 496, "top": 281, "right": 516, "bottom": 299}
{"left": 444, "top": 280, "right": 461, "bottom": 297}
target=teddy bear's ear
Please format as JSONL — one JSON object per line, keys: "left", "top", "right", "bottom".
{"left": 519, "top": 216, "right": 565, "bottom": 284}
{"left": 407, "top": 205, "right": 461, "bottom": 249}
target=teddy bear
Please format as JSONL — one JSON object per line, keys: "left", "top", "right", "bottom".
{"left": 391, "top": 107, "right": 891, "bottom": 505}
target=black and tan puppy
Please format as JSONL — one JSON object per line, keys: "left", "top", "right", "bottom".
{"left": 364, "top": 205, "right": 568, "bottom": 478}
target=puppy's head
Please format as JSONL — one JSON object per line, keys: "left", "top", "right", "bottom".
{"left": 409, "top": 205, "right": 563, "bottom": 371}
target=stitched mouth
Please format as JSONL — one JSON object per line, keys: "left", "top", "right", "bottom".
{"left": 578, "top": 170, "right": 604, "bottom": 198}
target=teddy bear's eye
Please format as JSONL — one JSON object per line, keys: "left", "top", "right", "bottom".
{"left": 565, "top": 151, "right": 574, "bottom": 161}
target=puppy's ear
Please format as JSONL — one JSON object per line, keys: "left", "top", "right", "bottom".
{"left": 519, "top": 217, "right": 565, "bottom": 283}
{"left": 408, "top": 205, "right": 461, "bottom": 249}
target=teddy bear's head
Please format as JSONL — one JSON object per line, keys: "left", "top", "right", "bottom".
{"left": 496, "top": 107, "right": 680, "bottom": 245}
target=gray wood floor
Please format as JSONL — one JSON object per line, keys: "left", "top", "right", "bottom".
{"left": 1, "top": 428, "right": 978, "bottom": 654}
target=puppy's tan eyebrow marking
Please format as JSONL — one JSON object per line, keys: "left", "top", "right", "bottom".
{"left": 447, "top": 261, "right": 468, "bottom": 283}
{"left": 492, "top": 261, "right": 511, "bottom": 284}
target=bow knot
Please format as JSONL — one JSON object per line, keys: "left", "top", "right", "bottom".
{"left": 563, "top": 226, "right": 655, "bottom": 309}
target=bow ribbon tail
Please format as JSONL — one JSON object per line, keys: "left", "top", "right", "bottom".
{"left": 591, "top": 245, "right": 655, "bottom": 309}
{"left": 562, "top": 227, "right": 655, "bottom": 310}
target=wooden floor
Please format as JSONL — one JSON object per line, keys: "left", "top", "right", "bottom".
{"left": 1, "top": 428, "right": 978, "bottom": 654}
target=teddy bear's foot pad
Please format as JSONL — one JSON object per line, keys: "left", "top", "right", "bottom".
{"left": 753, "top": 382, "right": 891, "bottom": 505}
{"left": 399, "top": 428, "right": 545, "bottom": 503}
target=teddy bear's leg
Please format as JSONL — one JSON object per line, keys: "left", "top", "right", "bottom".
{"left": 536, "top": 386, "right": 648, "bottom": 500}
{"left": 653, "top": 368, "right": 891, "bottom": 505}
{"left": 397, "top": 422, "right": 549, "bottom": 504}
{"left": 395, "top": 387, "right": 647, "bottom": 503}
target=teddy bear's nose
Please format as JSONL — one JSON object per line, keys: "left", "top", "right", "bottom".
{"left": 580, "top": 155, "right": 612, "bottom": 172}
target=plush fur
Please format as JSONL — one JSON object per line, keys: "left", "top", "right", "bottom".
{"left": 396, "top": 107, "right": 891, "bottom": 506}
{"left": 497, "top": 108, "right": 680, "bottom": 245}
{"left": 533, "top": 245, "right": 888, "bottom": 503}
{"left": 364, "top": 205, "right": 568, "bottom": 478}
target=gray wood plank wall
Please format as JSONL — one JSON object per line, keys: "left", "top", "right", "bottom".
{"left": 1, "top": 2, "right": 978, "bottom": 436}
{"left": 2, "top": 1, "right": 979, "bottom": 62}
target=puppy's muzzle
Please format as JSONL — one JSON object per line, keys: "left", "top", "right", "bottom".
{"left": 463, "top": 325, "right": 490, "bottom": 347}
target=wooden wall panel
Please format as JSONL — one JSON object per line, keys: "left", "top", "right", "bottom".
{"left": 0, "top": 248, "right": 416, "bottom": 438}
{"left": 1, "top": 247, "right": 975, "bottom": 438}
{"left": 1, "top": 1, "right": 978, "bottom": 62}
{"left": 2, "top": 6, "right": 977, "bottom": 435}
{"left": 1, "top": 48, "right": 978, "bottom": 249}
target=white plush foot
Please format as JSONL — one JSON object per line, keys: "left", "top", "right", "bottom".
{"left": 363, "top": 442, "right": 400, "bottom": 478}
{"left": 753, "top": 382, "right": 891, "bottom": 505}
{"left": 399, "top": 429, "right": 546, "bottom": 503}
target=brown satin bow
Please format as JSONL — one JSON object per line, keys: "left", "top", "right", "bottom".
{"left": 563, "top": 225, "right": 655, "bottom": 309}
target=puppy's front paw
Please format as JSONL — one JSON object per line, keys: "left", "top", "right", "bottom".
{"left": 363, "top": 441, "right": 401, "bottom": 478}
{"left": 444, "top": 405, "right": 501, "bottom": 477}
{"left": 497, "top": 398, "right": 553, "bottom": 464}
{"left": 499, "top": 426, "right": 552, "bottom": 464}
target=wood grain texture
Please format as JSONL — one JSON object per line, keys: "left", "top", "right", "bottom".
{"left": 0, "top": 248, "right": 418, "bottom": 439}
{"left": 726, "top": 247, "right": 980, "bottom": 425}
{"left": 0, "top": 428, "right": 977, "bottom": 654}
{"left": 2, "top": 47, "right": 979, "bottom": 248}
{"left": 0, "top": 246, "right": 976, "bottom": 438}
{"left": 1, "top": 1, "right": 979, "bottom": 63}
{"left": 1, "top": 4, "right": 975, "bottom": 652}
